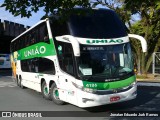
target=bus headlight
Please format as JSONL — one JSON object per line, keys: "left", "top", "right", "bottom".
{"left": 83, "top": 88, "right": 94, "bottom": 93}
{"left": 72, "top": 82, "right": 95, "bottom": 93}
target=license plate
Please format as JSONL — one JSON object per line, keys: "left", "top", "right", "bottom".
{"left": 110, "top": 96, "right": 120, "bottom": 102}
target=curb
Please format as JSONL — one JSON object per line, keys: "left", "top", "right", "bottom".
{"left": 136, "top": 79, "right": 160, "bottom": 83}
{"left": 137, "top": 82, "right": 160, "bottom": 87}
{"left": 136, "top": 79, "right": 160, "bottom": 87}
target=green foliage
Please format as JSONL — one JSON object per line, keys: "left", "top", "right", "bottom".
{"left": 127, "top": 0, "right": 160, "bottom": 74}
{"left": 0, "top": 0, "right": 90, "bottom": 18}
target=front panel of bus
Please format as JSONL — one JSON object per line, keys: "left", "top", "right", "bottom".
{"left": 53, "top": 9, "right": 137, "bottom": 107}
{"left": 69, "top": 9, "right": 136, "bottom": 107}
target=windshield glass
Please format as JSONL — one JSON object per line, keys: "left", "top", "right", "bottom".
{"left": 77, "top": 43, "right": 134, "bottom": 81}
{"left": 68, "top": 9, "right": 127, "bottom": 39}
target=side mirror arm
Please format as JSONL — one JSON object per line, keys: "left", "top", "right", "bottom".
{"left": 128, "top": 34, "right": 147, "bottom": 52}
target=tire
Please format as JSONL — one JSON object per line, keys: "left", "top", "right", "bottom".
{"left": 19, "top": 76, "right": 25, "bottom": 89}
{"left": 16, "top": 78, "right": 19, "bottom": 86}
{"left": 50, "top": 83, "right": 65, "bottom": 105}
{"left": 41, "top": 82, "right": 51, "bottom": 100}
{"left": 16, "top": 76, "right": 20, "bottom": 87}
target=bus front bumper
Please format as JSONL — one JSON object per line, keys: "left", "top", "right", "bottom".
{"left": 76, "top": 83, "right": 137, "bottom": 108}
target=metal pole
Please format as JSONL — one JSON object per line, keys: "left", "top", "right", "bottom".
{"left": 152, "top": 52, "right": 155, "bottom": 75}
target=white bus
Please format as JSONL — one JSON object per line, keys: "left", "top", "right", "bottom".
{"left": 10, "top": 8, "right": 147, "bottom": 107}
{"left": 0, "top": 54, "right": 11, "bottom": 69}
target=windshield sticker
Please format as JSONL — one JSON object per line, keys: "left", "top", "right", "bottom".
{"left": 79, "top": 68, "right": 92, "bottom": 75}
{"left": 83, "top": 47, "right": 104, "bottom": 51}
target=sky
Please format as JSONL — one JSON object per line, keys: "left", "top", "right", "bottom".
{"left": 0, "top": 0, "right": 45, "bottom": 26}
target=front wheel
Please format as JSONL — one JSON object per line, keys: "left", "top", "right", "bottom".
{"left": 50, "top": 83, "right": 65, "bottom": 105}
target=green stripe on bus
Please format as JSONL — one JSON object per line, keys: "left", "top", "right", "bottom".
{"left": 83, "top": 75, "right": 136, "bottom": 90}
{"left": 17, "top": 39, "right": 56, "bottom": 60}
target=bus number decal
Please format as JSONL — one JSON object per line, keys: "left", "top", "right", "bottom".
{"left": 85, "top": 83, "right": 97, "bottom": 88}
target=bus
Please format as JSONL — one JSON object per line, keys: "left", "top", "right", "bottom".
{"left": 10, "top": 8, "right": 147, "bottom": 107}
{"left": 0, "top": 54, "right": 11, "bottom": 69}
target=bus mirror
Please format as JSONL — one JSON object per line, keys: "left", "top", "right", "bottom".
{"left": 128, "top": 34, "right": 147, "bottom": 53}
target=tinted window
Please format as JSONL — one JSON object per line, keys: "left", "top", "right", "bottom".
{"left": 56, "top": 41, "right": 74, "bottom": 75}
{"left": 21, "top": 58, "right": 55, "bottom": 75}
{"left": 51, "top": 20, "right": 69, "bottom": 37}
{"left": 68, "top": 9, "right": 127, "bottom": 39}
{"left": 11, "top": 22, "right": 50, "bottom": 52}
{"left": 39, "top": 58, "right": 55, "bottom": 74}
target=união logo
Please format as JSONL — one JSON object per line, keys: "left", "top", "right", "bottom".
{"left": 86, "top": 39, "right": 123, "bottom": 44}
{"left": 24, "top": 46, "right": 46, "bottom": 58}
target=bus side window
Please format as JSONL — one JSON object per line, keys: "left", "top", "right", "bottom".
{"left": 25, "top": 35, "right": 29, "bottom": 47}
{"left": 56, "top": 42, "right": 74, "bottom": 76}
{"left": 30, "top": 31, "right": 36, "bottom": 45}
{"left": 38, "top": 58, "right": 55, "bottom": 74}
{"left": 20, "top": 36, "right": 25, "bottom": 49}
{"left": 39, "top": 23, "right": 50, "bottom": 44}
{"left": 21, "top": 60, "right": 29, "bottom": 72}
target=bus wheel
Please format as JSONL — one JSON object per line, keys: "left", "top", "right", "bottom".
{"left": 16, "top": 75, "right": 19, "bottom": 86}
{"left": 17, "top": 77, "right": 20, "bottom": 87}
{"left": 19, "top": 76, "right": 25, "bottom": 89}
{"left": 41, "top": 82, "right": 51, "bottom": 100}
{"left": 50, "top": 83, "right": 64, "bottom": 105}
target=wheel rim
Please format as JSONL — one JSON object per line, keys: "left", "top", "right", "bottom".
{"left": 43, "top": 85, "right": 49, "bottom": 96}
{"left": 53, "top": 88, "right": 59, "bottom": 100}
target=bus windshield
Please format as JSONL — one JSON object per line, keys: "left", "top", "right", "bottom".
{"left": 77, "top": 43, "right": 134, "bottom": 81}
{"left": 68, "top": 9, "right": 127, "bottom": 39}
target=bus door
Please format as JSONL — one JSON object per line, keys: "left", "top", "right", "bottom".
{"left": 56, "top": 41, "right": 77, "bottom": 104}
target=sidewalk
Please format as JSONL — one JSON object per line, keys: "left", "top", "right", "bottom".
{"left": 136, "top": 73, "right": 160, "bottom": 83}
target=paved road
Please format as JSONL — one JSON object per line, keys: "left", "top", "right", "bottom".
{"left": 0, "top": 70, "right": 160, "bottom": 120}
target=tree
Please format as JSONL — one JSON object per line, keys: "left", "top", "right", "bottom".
{"left": 125, "top": 0, "right": 160, "bottom": 74}
{"left": 0, "top": 0, "right": 90, "bottom": 18}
